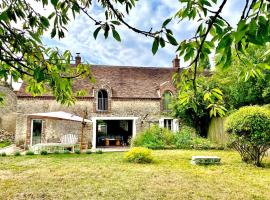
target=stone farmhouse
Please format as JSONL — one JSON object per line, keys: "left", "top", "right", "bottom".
{"left": 0, "top": 55, "right": 181, "bottom": 150}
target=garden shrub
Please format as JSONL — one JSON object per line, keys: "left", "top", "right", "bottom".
{"left": 191, "top": 137, "right": 212, "bottom": 150}
{"left": 0, "top": 140, "right": 11, "bottom": 148}
{"left": 25, "top": 151, "right": 34, "bottom": 155}
{"left": 133, "top": 124, "right": 217, "bottom": 150}
{"left": 226, "top": 106, "right": 270, "bottom": 166}
{"left": 14, "top": 151, "right": 21, "bottom": 156}
{"left": 124, "top": 147, "right": 153, "bottom": 163}
{"left": 85, "top": 150, "right": 92, "bottom": 154}
{"left": 96, "top": 150, "right": 103, "bottom": 154}
{"left": 40, "top": 150, "right": 48, "bottom": 155}
{"left": 54, "top": 151, "right": 60, "bottom": 154}
{"left": 64, "top": 150, "right": 70, "bottom": 154}
{"left": 180, "top": 125, "right": 197, "bottom": 137}
{"left": 75, "top": 149, "right": 81, "bottom": 154}
{"left": 132, "top": 125, "right": 174, "bottom": 149}
{"left": 1, "top": 152, "right": 7, "bottom": 157}
{"left": 174, "top": 127, "right": 214, "bottom": 150}
{"left": 174, "top": 126, "right": 194, "bottom": 149}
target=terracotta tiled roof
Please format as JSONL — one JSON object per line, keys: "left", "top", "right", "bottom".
{"left": 17, "top": 65, "right": 178, "bottom": 99}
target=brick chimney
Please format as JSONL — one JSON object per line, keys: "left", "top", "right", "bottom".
{"left": 75, "top": 53, "right": 81, "bottom": 65}
{"left": 172, "top": 55, "right": 180, "bottom": 69}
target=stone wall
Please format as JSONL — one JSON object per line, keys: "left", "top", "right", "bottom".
{"left": 111, "top": 100, "right": 161, "bottom": 132}
{"left": 0, "top": 129, "right": 15, "bottom": 142}
{"left": 45, "top": 119, "right": 91, "bottom": 143}
{"left": 16, "top": 99, "right": 93, "bottom": 147}
{"left": 23, "top": 117, "right": 92, "bottom": 148}
{"left": 0, "top": 82, "right": 17, "bottom": 114}
{"left": 0, "top": 82, "right": 17, "bottom": 140}
{"left": 16, "top": 98, "right": 163, "bottom": 146}
{"left": 0, "top": 113, "right": 17, "bottom": 135}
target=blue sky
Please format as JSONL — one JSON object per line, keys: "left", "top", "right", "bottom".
{"left": 41, "top": 0, "right": 244, "bottom": 68}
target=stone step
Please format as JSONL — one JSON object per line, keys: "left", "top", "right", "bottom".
{"left": 191, "top": 156, "right": 221, "bottom": 165}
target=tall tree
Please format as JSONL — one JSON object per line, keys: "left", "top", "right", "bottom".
{"left": 216, "top": 44, "right": 270, "bottom": 110}
{"left": 0, "top": 0, "right": 269, "bottom": 104}
{"left": 173, "top": 44, "right": 270, "bottom": 136}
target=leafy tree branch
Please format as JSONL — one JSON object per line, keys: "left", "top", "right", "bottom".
{"left": 0, "top": 0, "right": 269, "bottom": 106}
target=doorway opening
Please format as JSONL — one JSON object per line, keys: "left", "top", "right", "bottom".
{"left": 31, "top": 119, "right": 42, "bottom": 145}
{"left": 96, "top": 120, "right": 133, "bottom": 147}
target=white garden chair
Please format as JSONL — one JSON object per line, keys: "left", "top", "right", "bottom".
{"left": 60, "top": 134, "right": 78, "bottom": 152}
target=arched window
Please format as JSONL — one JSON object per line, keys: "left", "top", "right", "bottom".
{"left": 162, "top": 91, "right": 173, "bottom": 111}
{"left": 97, "top": 90, "right": 108, "bottom": 111}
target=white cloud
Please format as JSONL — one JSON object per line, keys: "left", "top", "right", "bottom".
{"left": 221, "top": 1, "right": 243, "bottom": 27}
{"left": 41, "top": 0, "right": 244, "bottom": 68}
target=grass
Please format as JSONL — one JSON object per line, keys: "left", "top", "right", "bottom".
{"left": 0, "top": 150, "right": 269, "bottom": 200}
{"left": 0, "top": 141, "right": 11, "bottom": 148}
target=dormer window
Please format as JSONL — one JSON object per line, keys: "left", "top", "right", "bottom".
{"left": 97, "top": 89, "right": 108, "bottom": 111}
{"left": 162, "top": 90, "right": 173, "bottom": 111}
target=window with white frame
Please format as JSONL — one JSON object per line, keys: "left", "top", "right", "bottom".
{"left": 159, "top": 118, "right": 179, "bottom": 132}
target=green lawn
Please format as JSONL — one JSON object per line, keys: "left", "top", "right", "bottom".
{"left": 0, "top": 150, "right": 269, "bottom": 200}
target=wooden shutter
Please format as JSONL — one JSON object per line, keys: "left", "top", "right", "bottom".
{"left": 159, "top": 118, "right": 164, "bottom": 128}
{"left": 173, "top": 119, "right": 179, "bottom": 132}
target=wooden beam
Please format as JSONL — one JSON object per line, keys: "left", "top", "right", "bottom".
{"left": 80, "top": 109, "right": 88, "bottom": 151}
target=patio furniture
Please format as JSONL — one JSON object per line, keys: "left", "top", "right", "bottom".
{"left": 104, "top": 138, "right": 116, "bottom": 146}
{"left": 105, "top": 138, "right": 110, "bottom": 146}
{"left": 103, "top": 136, "right": 123, "bottom": 146}
{"left": 115, "top": 138, "right": 121, "bottom": 146}
{"left": 31, "top": 134, "right": 78, "bottom": 154}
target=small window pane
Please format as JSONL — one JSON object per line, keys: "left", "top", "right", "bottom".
{"left": 164, "top": 119, "right": 172, "bottom": 130}
{"left": 98, "top": 124, "right": 107, "bottom": 134}
{"left": 98, "top": 90, "right": 108, "bottom": 111}
{"left": 163, "top": 91, "right": 172, "bottom": 111}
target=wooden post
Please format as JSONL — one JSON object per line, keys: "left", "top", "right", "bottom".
{"left": 80, "top": 109, "right": 88, "bottom": 151}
